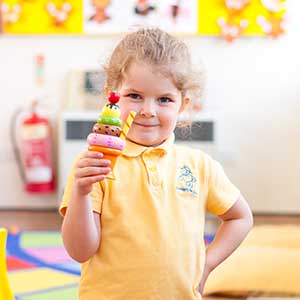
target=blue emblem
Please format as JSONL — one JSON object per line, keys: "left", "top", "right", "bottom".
{"left": 176, "top": 165, "right": 198, "bottom": 196}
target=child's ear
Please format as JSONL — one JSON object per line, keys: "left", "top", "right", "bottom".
{"left": 179, "top": 97, "right": 191, "bottom": 113}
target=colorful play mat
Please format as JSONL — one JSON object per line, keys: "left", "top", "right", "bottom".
{"left": 6, "top": 230, "right": 214, "bottom": 299}
{"left": 6, "top": 231, "right": 80, "bottom": 300}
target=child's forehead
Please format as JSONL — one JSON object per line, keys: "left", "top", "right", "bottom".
{"left": 125, "top": 62, "right": 160, "bottom": 76}
{"left": 121, "top": 63, "right": 180, "bottom": 94}
{"left": 123, "top": 63, "right": 174, "bottom": 84}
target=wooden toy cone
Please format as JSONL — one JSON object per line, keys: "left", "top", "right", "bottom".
{"left": 0, "top": 228, "right": 14, "bottom": 300}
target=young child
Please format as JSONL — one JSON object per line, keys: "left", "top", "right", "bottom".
{"left": 60, "top": 27, "right": 253, "bottom": 300}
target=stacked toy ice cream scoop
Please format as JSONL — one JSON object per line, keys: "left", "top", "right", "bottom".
{"left": 87, "top": 91, "right": 135, "bottom": 178}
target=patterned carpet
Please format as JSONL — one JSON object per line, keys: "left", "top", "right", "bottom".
{"left": 6, "top": 230, "right": 214, "bottom": 300}
{"left": 7, "top": 231, "right": 80, "bottom": 300}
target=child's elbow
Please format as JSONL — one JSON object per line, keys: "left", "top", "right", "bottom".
{"left": 242, "top": 203, "right": 254, "bottom": 234}
{"left": 62, "top": 231, "right": 100, "bottom": 263}
{"left": 246, "top": 210, "right": 254, "bottom": 231}
{"left": 68, "top": 246, "right": 99, "bottom": 263}
{"left": 71, "top": 252, "right": 93, "bottom": 263}
{"left": 246, "top": 199, "right": 254, "bottom": 226}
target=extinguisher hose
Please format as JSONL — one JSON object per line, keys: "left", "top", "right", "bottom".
{"left": 10, "top": 108, "right": 26, "bottom": 184}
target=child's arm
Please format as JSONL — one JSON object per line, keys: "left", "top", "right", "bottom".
{"left": 198, "top": 195, "right": 253, "bottom": 293}
{"left": 62, "top": 191, "right": 101, "bottom": 263}
{"left": 61, "top": 150, "right": 111, "bottom": 263}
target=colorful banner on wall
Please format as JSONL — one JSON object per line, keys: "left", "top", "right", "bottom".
{"left": 1, "top": 0, "right": 82, "bottom": 34}
{"left": 0, "top": 0, "right": 286, "bottom": 37}
{"left": 198, "top": 0, "right": 286, "bottom": 41}
{"left": 84, "top": 0, "right": 198, "bottom": 35}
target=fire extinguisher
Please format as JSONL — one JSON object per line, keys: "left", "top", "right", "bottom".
{"left": 10, "top": 101, "right": 55, "bottom": 193}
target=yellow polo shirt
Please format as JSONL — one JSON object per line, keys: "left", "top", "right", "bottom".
{"left": 60, "top": 134, "right": 240, "bottom": 300}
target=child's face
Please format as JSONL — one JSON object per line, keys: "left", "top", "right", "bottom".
{"left": 118, "top": 63, "right": 189, "bottom": 147}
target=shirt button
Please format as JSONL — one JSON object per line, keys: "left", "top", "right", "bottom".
{"left": 149, "top": 166, "right": 157, "bottom": 172}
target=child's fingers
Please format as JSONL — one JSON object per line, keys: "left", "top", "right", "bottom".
{"left": 77, "top": 174, "right": 106, "bottom": 187}
{"left": 77, "top": 157, "right": 111, "bottom": 168}
{"left": 82, "top": 150, "right": 103, "bottom": 159}
{"left": 75, "top": 166, "right": 111, "bottom": 179}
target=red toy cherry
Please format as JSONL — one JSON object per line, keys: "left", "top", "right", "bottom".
{"left": 108, "top": 90, "right": 120, "bottom": 103}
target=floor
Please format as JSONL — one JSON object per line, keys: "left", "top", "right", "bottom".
{"left": 1, "top": 210, "right": 300, "bottom": 300}
{"left": 0, "top": 209, "right": 63, "bottom": 230}
{"left": 1, "top": 209, "right": 300, "bottom": 230}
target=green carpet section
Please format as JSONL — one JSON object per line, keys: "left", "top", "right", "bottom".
{"left": 20, "top": 231, "right": 63, "bottom": 248}
{"left": 18, "top": 286, "right": 78, "bottom": 300}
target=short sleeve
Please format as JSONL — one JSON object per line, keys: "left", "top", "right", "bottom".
{"left": 206, "top": 157, "right": 240, "bottom": 215}
{"left": 59, "top": 154, "right": 104, "bottom": 216}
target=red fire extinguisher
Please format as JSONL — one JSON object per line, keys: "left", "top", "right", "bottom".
{"left": 10, "top": 101, "right": 55, "bottom": 193}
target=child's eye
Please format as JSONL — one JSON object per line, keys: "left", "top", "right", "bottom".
{"left": 158, "top": 97, "right": 172, "bottom": 104}
{"left": 127, "top": 93, "right": 142, "bottom": 100}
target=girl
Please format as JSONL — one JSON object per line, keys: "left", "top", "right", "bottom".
{"left": 60, "top": 27, "right": 253, "bottom": 300}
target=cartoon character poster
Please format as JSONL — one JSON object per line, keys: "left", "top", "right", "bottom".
{"left": 1, "top": 0, "right": 83, "bottom": 34}
{"left": 198, "top": 0, "right": 286, "bottom": 40}
{"left": 84, "top": 0, "right": 198, "bottom": 35}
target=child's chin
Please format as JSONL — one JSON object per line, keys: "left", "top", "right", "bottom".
{"left": 128, "top": 136, "right": 162, "bottom": 147}
{"left": 138, "top": 139, "right": 165, "bottom": 147}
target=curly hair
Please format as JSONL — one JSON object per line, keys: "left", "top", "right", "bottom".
{"left": 103, "top": 27, "right": 204, "bottom": 125}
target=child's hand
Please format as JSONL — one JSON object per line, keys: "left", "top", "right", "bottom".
{"left": 196, "top": 268, "right": 209, "bottom": 294}
{"left": 196, "top": 258, "right": 213, "bottom": 295}
{"left": 73, "top": 151, "right": 111, "bottom": 196}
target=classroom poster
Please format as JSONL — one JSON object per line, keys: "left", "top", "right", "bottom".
{"left": 0, "top": 0, "right": 286, "bottom": 37}
{"left": 198, "top": 0, "right": 286, "bottom": 36}
{"left": 1, "top": 0, "right": 83, "bottom": 34}
{"left": 84, "top": 0, "right": 198, "bottom": 35}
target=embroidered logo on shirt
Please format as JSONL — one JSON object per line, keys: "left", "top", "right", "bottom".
{"left": 176, "top": 165, "right": 198, "bottom": 196}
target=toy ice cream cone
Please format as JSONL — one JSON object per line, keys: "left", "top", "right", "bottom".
{"left": 87, "top": 91, "right": 136, "bottom": 179}
{"left": 88, "top": 145, "right": 121, "bottom": 171}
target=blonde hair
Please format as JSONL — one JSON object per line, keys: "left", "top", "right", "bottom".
{"left": 103, "top": 27, "right": 204, "bottom": 125}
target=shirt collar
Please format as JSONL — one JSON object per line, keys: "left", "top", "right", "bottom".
{"left": 122, "top": 133, "right": 175, "bottom": 157}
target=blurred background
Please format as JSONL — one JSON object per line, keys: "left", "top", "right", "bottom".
{"left": 1, "top": 1, "right": 300, "bottom": 300}
{"left": 0, "top": 0, "right": 299, "bottom": 218}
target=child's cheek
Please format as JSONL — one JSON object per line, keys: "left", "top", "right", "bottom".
{"left": 120, "top": 103, "right": 138, "bottom": 123}
{"left": 120, "top": 111, "right": 128, "bottom": 124}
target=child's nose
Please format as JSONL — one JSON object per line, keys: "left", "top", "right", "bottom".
{"left": 140, "top": 100, "right": 156, "bottom": 118}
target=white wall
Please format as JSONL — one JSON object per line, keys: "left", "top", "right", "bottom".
{"left": 0, "top": 1, "right": 299, "bottom": 212}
